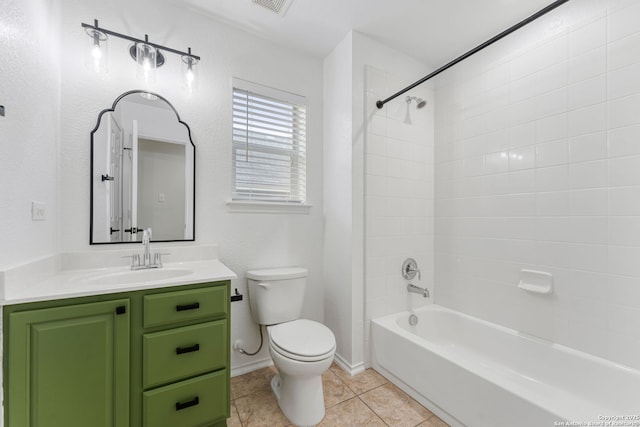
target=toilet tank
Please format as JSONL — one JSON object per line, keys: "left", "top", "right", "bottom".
{"left": 246, "top": 267, "right": 308, "bottom": 325}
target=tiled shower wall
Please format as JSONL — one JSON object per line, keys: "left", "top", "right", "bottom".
{"left": 434, "top": 0, "right": 640, "bottom": 369}
{"left": 364, "top": 65, "right": 434, "bottom": 364}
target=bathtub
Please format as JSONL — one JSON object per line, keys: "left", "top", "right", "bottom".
{"left": 371, "top": 305, "right": 640, "bottom": 427}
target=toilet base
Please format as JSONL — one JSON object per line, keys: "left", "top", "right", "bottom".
{"left": 271, "top": 372, "right": 325, "bottom": 427}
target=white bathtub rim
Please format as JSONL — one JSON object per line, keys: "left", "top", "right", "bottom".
{"left": 372, "top": 305, "right": 640, "bottom": 421}
{"left": 373, "top": 304, "right": 640, "bottom": 377}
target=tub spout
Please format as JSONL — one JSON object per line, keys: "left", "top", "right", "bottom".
{"left": 407, "top": 283, "right": 429, "bottom": 298}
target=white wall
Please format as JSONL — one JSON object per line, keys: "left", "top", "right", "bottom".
{"left": 0, "top": 0, "right": 60, "bottom": 269}
{"left": 57, "top": 0, "right": 324, "bottom": 372}
{"left": 434, "top": 0, "right": 640, "bottom": 369}
{"left": 323, "top": 33, "right": 357, "bottom": 369}
{"left": 354, "top": 33, "right": 434, "bottom": 366}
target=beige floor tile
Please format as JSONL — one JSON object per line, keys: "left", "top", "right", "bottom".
{"left": 360, "top": 383, "right": 434, "bottom": 427}
{"left": 235, "top": 388, "right": 290, "bottom": 427}
{"left": 231, "top": 365, "right": 278, "bottom": 400}
{"left": 322, "top": 369, "right": 356, "bottom": 408}
{"left": 227, "top": 401, "right": 242, "bottom": 427}
{"left": 330, "top": 366, "right": 388, "bottom": 395}
{"left": 417, "top": 415, "right": 450, "bottom": 427}
{"left": 318, "top": 397, "right": 387, "bottom": 427}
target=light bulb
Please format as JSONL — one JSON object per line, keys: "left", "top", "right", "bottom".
{"left": 85, "top": 27, "right": 108, "bottom": 74}
{"left": 136, "top": 42, "right": 157, "bottom": 85}
{"left": 181, "top": 52, "right": 198, "bottom": 94}
{"left": 92, "top": 44, "right": 102, "bottom": 59}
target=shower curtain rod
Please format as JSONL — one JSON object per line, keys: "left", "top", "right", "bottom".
{"left": 375, "top": 0, "right": 571, "bottom": 109}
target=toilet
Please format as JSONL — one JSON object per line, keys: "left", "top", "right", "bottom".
{"left": 246, "top": 267, "right": 336, "bottom": 426}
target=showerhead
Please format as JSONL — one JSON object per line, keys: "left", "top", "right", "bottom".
{"left": 406, "top": 95, "right": 427, "bottom": 109}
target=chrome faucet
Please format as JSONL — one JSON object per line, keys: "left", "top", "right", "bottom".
{"left": 142, "top": 228, "right": 152, "bottom": 267}
{"left": 407, "top": 283, "right": 429, "bottom": 298}
{"left": 126, "top": 227, "right": 167, "bottom": 270}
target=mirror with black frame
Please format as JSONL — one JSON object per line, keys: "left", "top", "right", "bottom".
{"left": 90, "top": 90, "right": 195, "bottom": 244}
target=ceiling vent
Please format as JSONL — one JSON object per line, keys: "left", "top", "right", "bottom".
{"left": 252, "top": 0, "right": 293, "bottom": 16}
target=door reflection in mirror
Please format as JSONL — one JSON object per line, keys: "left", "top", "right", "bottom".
{"left": 91, "top": 91, "right": 195, "bottom": 244}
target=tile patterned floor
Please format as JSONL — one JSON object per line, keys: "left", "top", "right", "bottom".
{"left": 228, "top": 364, "right": 450, "bottom": 427}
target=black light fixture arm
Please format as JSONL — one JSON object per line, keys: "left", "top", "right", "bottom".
{"left": 81, "top": 19, "right": 200, "bottom": 60}
{"left": 375, "top": 0, "right": 570, "bottom": 109}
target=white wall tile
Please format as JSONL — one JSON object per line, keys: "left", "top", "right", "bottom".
{"left": 608, "top": 33, "right": 640, "bottom": 71}
{"left": 567, "top": 75, "right": 607, "bottom": 109}
{"left": 609, "top": 156, "right": 640, "bottom": 187}
{"left": 609, "top": 186, "right": 640, "bottom": 215}
{"left": 536, "top": 139, "right": 569, "bottom": 167}
{"left": 569, "top": 132, "right": 607, "bottom": 163}
{"left": 608, "top": 63, "right": 640, "bottom": 100}
{"left": 570, "top": 189, "right": 609, "bottom": 216}
{"left": 569, "top": 17, "right": 606, "bottom": 57}
{"left": 608, "top": 246, "right": 640, "bottom": 277}
{"left": 508, "top": 122, "right": 536, "bottom": 148}
{"left": 433, "top": 0, "right": 640, "bottom": 370}
{"left": 608, "top": 124, "right": 640, "bottom": 158}
{"left": 536, "top": 165, "right": 571, "bottom": 192}
{"left": 366, "top": 154, "right": 386, "bottom": 176}
{"left": 570, "top": 160, "right": 608, "bottom": 189}
{"left": 609, "top": 217, "right": 640, "bottom": 246}
{"left": 608, "top": 93, "right": 640, "bottom": 129}
{"left": 608, "top": 0, "right": 640, "bottom": 42}
{"left": 568, "top": 46, "right": 606, "bottom": 84}
{"left": 536, "top": 114, "right": 568, "bottom": 143}
{"left": 568, "top": 103, "right": 607, "bottom": 137}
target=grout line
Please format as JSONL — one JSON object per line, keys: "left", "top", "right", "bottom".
{"left": 356, "top": 395, "right": 390, "bottom": 427}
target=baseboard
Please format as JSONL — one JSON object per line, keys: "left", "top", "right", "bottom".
{"left": 230, "top": 358, "right": 274, "bottom": 378}
{"left": 333, "top": 353, "right": 366, "bottom": 376}
{"left": 230, "top": 353, "right": 365, "bottom": 378}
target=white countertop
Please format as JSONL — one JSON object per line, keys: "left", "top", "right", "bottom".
{"left": 0, "top": 245, "right": 237, "bottom": 305}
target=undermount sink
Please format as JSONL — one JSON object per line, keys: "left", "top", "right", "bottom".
{"left": 87, "top": 268, "right": 194, "bottom": 286}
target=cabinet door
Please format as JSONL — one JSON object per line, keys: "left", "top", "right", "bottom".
{"left": 8, "top": 299, "right": 130, "bottom": 427}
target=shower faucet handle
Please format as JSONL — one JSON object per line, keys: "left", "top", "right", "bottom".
{"left": 402, "top": 258, "right": 421, "bottom": 280}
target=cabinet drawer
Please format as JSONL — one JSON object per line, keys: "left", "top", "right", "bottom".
{"left": 143, "top": 320, "right": 227, "bottom": 389}
{"left": 143, "top": 370, "right": 228, "bottom": 427}
{"left": 143, "top": 286, "right": 227, "bottom": 328}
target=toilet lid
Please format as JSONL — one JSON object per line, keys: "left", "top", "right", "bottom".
{"left": 269, "top": 319, "right": 336, "bottom": 358}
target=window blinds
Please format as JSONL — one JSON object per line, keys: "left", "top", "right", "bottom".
{"left": 232, "top": 82, "right": 307, "bottom": 203}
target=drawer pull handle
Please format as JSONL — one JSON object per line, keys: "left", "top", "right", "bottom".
{"left": 175, "top": 396, "right": 199, "bottom": 411}
{"left": 176, "top": 302, "right": 200, "bottom": 312}
{"left": 176, "top": 344, "right": 200, "bottom": 355}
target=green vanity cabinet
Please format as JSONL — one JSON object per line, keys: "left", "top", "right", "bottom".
{"left": 3, "top": 281, "right": 231, "bottom": 427}
{"left": 6, "top": 299, "right": 130, "bottom": 427}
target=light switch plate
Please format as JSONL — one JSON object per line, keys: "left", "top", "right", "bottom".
{"left": 31, "top": 201, "right": 46, "bottom": 221}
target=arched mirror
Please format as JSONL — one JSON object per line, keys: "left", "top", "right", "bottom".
{"left": 90, "top": 90, "right": 195, "bottom": 244}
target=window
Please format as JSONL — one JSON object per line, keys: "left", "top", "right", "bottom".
{"left": 232, "top": 78, "right": 307, "bottom": 204}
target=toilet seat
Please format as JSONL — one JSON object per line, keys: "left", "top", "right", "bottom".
{"left": 268, "top": 319, "right": 336, "bottom": 362}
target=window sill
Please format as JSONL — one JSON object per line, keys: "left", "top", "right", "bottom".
{"left": 226, "top": 200, "right": 312, "bottom": 214}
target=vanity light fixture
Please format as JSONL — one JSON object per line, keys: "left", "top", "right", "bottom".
{"left": 81, "top": 19, "right": 200, "bottom": 91}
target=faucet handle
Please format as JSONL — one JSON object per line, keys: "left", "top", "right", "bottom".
{"left": 402, "top": 258, "right": 421, "bottom": 280}
{"left": 122, "top": 254, "right": 141, "bottom": 268}
{"left": 153, "top": 252, "right": 170, "bottom": 266}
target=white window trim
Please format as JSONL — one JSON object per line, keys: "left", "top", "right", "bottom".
{"left": 226, "top": 199, "right": 312, "bottom": 214}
